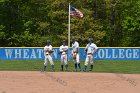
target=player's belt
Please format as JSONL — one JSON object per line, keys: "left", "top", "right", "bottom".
{"left": 87, "top": 53, "right": 92, "bottom": 55}
{"left": 46, "top": 54, "right": 49, "bottom": 55}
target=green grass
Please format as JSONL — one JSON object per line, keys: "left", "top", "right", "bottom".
{"left": 0, "top": 60, "right": 140, "bottom": 74}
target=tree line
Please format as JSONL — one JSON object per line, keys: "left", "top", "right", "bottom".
{"left": 0, "top": 0, "right": 140, "bottom": 47}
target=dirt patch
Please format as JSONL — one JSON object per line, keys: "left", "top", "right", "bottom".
{"left": 0, "top": 71, "right": 140, "bottom": 93}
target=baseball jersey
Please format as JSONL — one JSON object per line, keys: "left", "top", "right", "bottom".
{"left": 86, "top": 43, "right": 98, "bottom": 54}
{"left": 59, "top": 45, "right": 68, "bottom": 55}
{"left": 44, "top": 45, "right": 52, "bottom": 55}
{"left": 72, "top": 41, "right": 79, "bottom": 52}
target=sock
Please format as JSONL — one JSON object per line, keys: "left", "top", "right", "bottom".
{"left": 78, "top": 63, "right": 81, "bottom": 70}
{"left": 74, "top": 63, "right": 77, "bottom": 70}
{"left": 61, "top": 65, "right": 63, "bottom": 71}
{"left": 66, "top": 64, "right": 68, "bottom": 71}
{"left": 44, "top": 65, "right": 46, "bottom": 71}
{"left": 52, "top": 65, "right": 54, "bottom": 71}
{"left": 90, "top": 65, "right": 93, "bottom": 71}
{"left": 84, "top": 65, "right": 87, "bottom": 71}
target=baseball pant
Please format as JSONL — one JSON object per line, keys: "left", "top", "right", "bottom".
{"left": 73, "top": 53, "right": 80, "bottom": 63}
{"left": 44, "top": 55, "right": 54, "bottom": 66}
{"left": 72, "top": 53, "right": 81, "bottom": 71}
{"left": 84, "top": 55, "right": 94, "bottom": 66}
{"left": 60, "top": 54, "right": 68, "bottom": 65}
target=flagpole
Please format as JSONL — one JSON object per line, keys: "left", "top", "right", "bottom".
{"left": 68, "top": 3, "right": 70, "bottom": 47}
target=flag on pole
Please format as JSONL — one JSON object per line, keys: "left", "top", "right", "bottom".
{"left": 70, "top": 6, "right": 83, "bottom": 18}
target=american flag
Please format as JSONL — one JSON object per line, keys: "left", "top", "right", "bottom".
{"left": 70, "top": 6, "right": 83, "bottom": 18}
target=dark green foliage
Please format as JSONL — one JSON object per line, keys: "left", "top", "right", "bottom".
{"left": 0, "top": 0, "right": 139, "bottom": 47}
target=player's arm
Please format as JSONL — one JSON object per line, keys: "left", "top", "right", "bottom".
{"left": 74, "top": 48, "right": 78, "bottom": 53}
{"left": 71, "top": 50, "right": 77, "bottom": 59}
{"left": 48, "top": 46, "right": 54, "bottom": 53}
{"left": 84, "top": 45, "right": 88, "bottom": 55}
{"left": 63, "top": 47, "right": 68, "bottom": 52}
{"left": 84, "top": 48, "right": 87, "bottom": 53}
{"left": 59, "top": 47, "right": 63, "bottom": 53}
{"left": 74, "top": 42, "right": 79, "bottom": 53}
{"left": 46, "top": 49, "right": 54, "bottom": 53}
{"left": 84, "top": 44, "right": 88, "bottom": 52}
{"left": 45, "top": 49, "right": 50, "bottom": 52}
{"left": 63, "top": 49, "right": 68, "bottom": 52}
{"left": 71, "top": 50, "right": 74, "bottom": 55}
{"left": 45, "top": 49, "right": 53, "bottom": 53}
{"left": 59, "top": 50, "right": 63, "bottom": 53}
{"left": 71, "top": 50, "right": 73, "bottom": 55}
{"left": 72, "top": 48, "right": 77, "bottom": 53}
{"left": 44, "top": 47, "right": 49, "bottom": 52}
{"left": 71, "top": 44, "right": 74, "bottom": 55}
{"left": 92, "top": 45, "right": 98, "bottom": 54}
{"left": 84, "top": 47, "right": 88, "bottom": 52}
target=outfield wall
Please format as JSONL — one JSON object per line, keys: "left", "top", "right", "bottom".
{"left": 0, "top": 47, "right": 140, "bottom": 60}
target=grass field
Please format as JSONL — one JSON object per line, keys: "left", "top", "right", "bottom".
{"left": 0, "top": 60, "right": 140, "bottom": 74}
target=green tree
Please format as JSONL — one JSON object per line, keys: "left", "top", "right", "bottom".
{"left": 121, "top": 0, "right": 140, "bottom": 46}
{"left": 0, "top": 0, "right": 140, "bottom": 47}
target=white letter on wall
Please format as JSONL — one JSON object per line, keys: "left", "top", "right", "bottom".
{"left": 133, "top": 49, "right": 139, "bottom": 58}
{"left": 30, "top": 49, "right": 36, "bottom": 58}
{"left": 23, "top": 49, "right": 29, "bottom": 58}
{"left": 15, "top": 49, "right": 22, "bottom": 58}
{"left": 119, "top": 49, "right": 125, "bottom": 58}
{"left": 37, "top": 49, "right": 43, "bottom": 58}
{"left": 126, "top": 49, "right": 132, "bottom": 58}
{"left": 5, "top": 49, "right": 13, "bottom": 59}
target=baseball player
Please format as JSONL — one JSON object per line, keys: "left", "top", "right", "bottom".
{"left": 43, "top": 40, "right": 54, "bottom": 72}
{"left": 71, "top": 36, "right": 81, "bottom": 72}
{"left": 59, "top": 40, "right": 68, "bottom": 71}
{"left": 83, "top": 37, "right": 98, "bottom": 72}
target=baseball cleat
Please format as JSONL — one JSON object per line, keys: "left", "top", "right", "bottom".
{"left": 74, "top": 69, "right": 77, "bottom": 72}
{"left": 83, "top": 70, "right": 86, "bottom": 72}
{"left": 89, "top": 69, "right": 92, "bottom": 72}
{"left": 79, "top": 69, "right": 82, "bottom": 72}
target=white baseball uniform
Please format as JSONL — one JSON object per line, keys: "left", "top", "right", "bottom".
{"left": 72, "top": 41, "right": 80, "bottom": 63}
{"left": 84, "top": 43, "right": 98, "bottom": 66}
{"left": 44, "top": 45, "right": 54, "bottom": 66}
{"left": 59, "top": 45, "right": 68, "bottom": 65}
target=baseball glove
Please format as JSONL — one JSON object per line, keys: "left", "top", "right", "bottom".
{"left": 49, "top": 50, "right": 54, "bottom": 53}
{"left": 63, "top": 49, "right": 68, "bottom": 52}
{"left": 73, "top": 55, "right": 76, "bottom": 59}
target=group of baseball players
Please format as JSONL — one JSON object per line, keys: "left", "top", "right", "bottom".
{"left": 43, "top": 36, "right": 98, "bottom": 72}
